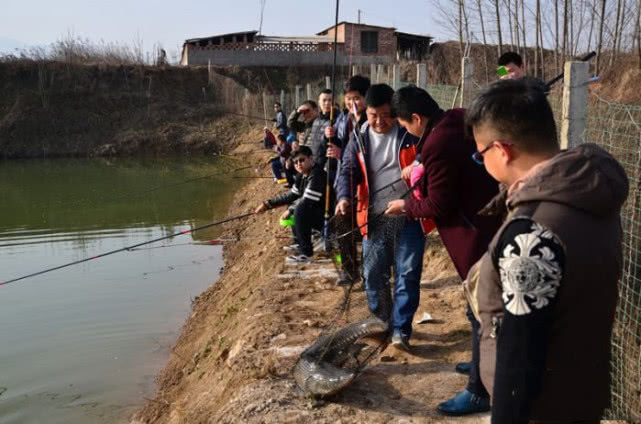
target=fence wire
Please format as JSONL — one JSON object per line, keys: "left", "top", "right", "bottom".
{"left": 586, "top": 93, "right": 641, "bottom": 423}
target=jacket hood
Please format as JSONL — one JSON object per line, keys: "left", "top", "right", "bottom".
{"left": 507, "top": 143, "right": 629, "bottom": 218}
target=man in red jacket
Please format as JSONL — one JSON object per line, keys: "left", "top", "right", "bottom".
{"left": 385, "top": 85, "right": 502, "bottom": 415}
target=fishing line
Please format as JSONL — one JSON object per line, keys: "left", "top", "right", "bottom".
{"left": 61, "top": 164, "right": 255, "bottom": 208}
{"left": 0, "top": 212, "right": 255, "bottom": 287}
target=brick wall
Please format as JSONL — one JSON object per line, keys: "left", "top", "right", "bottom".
{"left": 342, "top": 23, "right": 396, "bottom": 60}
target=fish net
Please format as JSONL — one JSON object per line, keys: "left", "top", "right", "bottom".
{"left": 295, "top": 180, "right": 417, "bottom": 397}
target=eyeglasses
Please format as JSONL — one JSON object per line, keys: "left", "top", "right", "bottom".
{"left": 471, "top": 141, "right": 513, "bottom": 165}
{"left": 293, "top": 158, "right": 306, "bottom": 165}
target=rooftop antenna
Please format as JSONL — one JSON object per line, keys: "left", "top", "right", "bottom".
{"left": 258, "top": 0, "right": 266, "bottom": 35}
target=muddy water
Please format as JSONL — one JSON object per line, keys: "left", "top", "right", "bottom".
{"left": 0, "top": 158, "right": 244, "bottom": 423}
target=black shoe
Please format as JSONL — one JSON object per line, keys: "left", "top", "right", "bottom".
{"left": 391, "top": 333, "right": 411, "bottom": 352}
{"left": 455, "top": 361, "right": 472, "bottom": 375}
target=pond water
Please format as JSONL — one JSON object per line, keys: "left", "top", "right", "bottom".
{"left": 0, "top": 157, "right": 244, "bottom": 423}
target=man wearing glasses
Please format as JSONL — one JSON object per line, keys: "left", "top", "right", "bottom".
{"left": 467, "top": 78, "right": 627, "bottom": 424}
{"left": 254, "top": 146, "right": 327, "bottom": 264}
{"left": 385, "top": 85, "right": 502, "bottom": 416}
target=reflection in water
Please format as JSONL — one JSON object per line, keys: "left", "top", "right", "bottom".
{"left": 0, "top": 157, "right": 244, "bottom": 424}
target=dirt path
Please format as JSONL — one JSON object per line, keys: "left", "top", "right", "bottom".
{"left": 132, "top": 132, "right": 489, "bottom": 423}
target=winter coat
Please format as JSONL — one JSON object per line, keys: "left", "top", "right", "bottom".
{"left": 404, "top": 108, "right": 502, "bottom": 279}
{"left": 477, "top": 143, "right": 629, "bottom": 422}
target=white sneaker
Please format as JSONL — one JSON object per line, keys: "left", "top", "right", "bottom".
{"left": 282, "top": 243, "right": 299, "bottom": 252}
{"left": 286, "top": 254, "right": 312, "bottom": 264}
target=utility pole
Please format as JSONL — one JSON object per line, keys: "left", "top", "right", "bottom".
{"left": 358, "top": 9, "right": 361, "bottom": 24}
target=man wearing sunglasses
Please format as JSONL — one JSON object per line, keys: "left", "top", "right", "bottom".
{"left": 255, "top": 146, "right": 326, "bottom": 264}
{"left": 385, "top": 85, "right": 502, "bottom": 416}
{"left": 467, "top": 78, "right": 628, "bottom": 423}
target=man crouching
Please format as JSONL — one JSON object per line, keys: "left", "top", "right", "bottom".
{"left": 467, "top": 77, "right": 628, "bottom": 423}
{"left": 255, "top": 146, "right": 327, "bottom": 264}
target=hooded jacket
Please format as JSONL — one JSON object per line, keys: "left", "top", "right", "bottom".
{"left": 477, "top": 143, "right": 629, "bottom": 423}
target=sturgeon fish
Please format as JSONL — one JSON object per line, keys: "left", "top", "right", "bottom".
{"left": 294, "top": 316, "right": 388, "bottom": 396}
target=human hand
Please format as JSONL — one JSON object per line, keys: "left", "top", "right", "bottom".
{"left": 280, "top": 209, "right": 292, "bottom": 220}
{"left": 297, "top": 105, "right": 310, "bottom": 115}
{"left": 401, "top": 163, "right": 417, "bottom": 180}
{"left": 325, "top": 126, "right": 336, "bottom": 139}
{"left": 384, "top": 199, "right": 406, "bottom": 216}
{"left": 326, "top": 143, "right": 341, "bottom": 159}
{"left": 335, "top": 199, "right": 350, "bottom": 216}
{"left": 255, "top": 203, "right": 268, "bottom": 214}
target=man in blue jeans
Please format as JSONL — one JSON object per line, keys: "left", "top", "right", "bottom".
{"left": 335, "top": 84, "right": 428, "bottom": 350}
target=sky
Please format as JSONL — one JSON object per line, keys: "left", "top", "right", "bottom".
{"left": 1, "top": 0, "right": 447, "bottom": 61}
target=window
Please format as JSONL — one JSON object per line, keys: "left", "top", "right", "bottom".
{"left": 361, "top": 31, "right": 378, "bottom": 53}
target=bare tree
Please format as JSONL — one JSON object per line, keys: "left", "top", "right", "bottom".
{"left": 610, "top": 0, "right": 622, "bottom": 66}
{"left": 494, "top": 0, "right": 504, "bottom": 55}
{"left": 477, "top": 0, "right": 491, "bottom": 81}
{"left": 535, "top": 0, "right": 541, "bottom": 76}
{"left": 637, "top": 0, "right": 641, "bottom": 68}
{"left": 521, "top": 0, "right": 527, "bottom": 65}
{"left": 596, "top": 0, "right": 607, "bottom": 74}
{"left": 563, "top": 0, "right": 569, "bottom": 63}
{"left": 552, "top": 0, "right": 559, "bottom": 74}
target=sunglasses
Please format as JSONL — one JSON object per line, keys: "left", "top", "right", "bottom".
{"left": 472, "top": 141, "right": 513, "bottom": 165}
{"left": 293, "top": 158, "right": 307, "bottom": 165}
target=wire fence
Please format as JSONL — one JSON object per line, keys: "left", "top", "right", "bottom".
{"left": 585, "top": 94, "right": 641, "bottom": 423}
{"left": 216, "top": 67, "right": 640, "bottom": 420}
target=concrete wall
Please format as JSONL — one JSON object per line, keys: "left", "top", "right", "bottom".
{"left": 184, "top": 46, "right": 393, "bottom": 66}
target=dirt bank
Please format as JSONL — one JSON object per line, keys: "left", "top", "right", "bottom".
{"left": 0, "top": 61, "right": 258, "bottom": 158}
{"left": 131, "top": 131, "right": 492, "bottom": 423}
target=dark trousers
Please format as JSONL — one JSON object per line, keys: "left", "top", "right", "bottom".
{"left": 270, "top": 160, "right": 283, "bottom": 179}
{"left": 285, "top": 166, "right": 296, "bottom": 187}
{"left": 466, "top": 304, "right": 489, "bottom": 398}
{"left": 292, "top": 202, "right": 324, "bottom": 256}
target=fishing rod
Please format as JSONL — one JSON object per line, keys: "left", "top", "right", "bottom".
{"left": 323, "top": 0, "right": 340, "bottom": 253}
{"left": 127, "top": 235, "right": 291, "bottom": 251}
{"left": 544, "top": 51, "right": 596, "bottom": 91}
{"left": 0, "top": 212, "right": 255, "bottom": 287}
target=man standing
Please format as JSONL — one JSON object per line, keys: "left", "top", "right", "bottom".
{"left": 273, "top": 102, "right": 288, "bottom": 137}
{"left": 336, "top": 84, "right": 426, "bottom": 351}
{"left": 326, "top": 75, "right": 371, "bottom": 286}
{"left": 467, "top": 78, "right": 628, "bottom": 423}
{"left": 255, "top": 146, "right": 327, "bottom": 264}
{"left": 287, "top": 100, "right": 319, "bottom": 147}
{"left": 386, "top": 85, "right": 501, "bottom": 415}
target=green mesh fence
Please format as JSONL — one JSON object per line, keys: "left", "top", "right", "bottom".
{"left": 585, "top": 93, "right": 641, "bottom": 423}
{"left": 425, "top": 84, "right": 460, "bottom": 110}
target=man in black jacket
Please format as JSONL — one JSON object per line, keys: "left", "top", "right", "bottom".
{"left": 255, "top": 146, "right": 327, "bottom": 264}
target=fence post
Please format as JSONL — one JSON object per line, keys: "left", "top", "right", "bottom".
{"left": 417, "top": 63, "right": 427, "bottom": 89}
{"left": 295, "top": 85, "right": 301, "bottom": 107}
{"left": 243, "top": 88, "right": 251, "bottom": 116}
{"left": 560, "top": 61, "right": 589, "bottom": 149}
{"left": 370, "top": 63, "right": 377, "bottom": 83}
{"left": 460, "top": 57, "right": 474, "bottom": 108}
{"left": 306, "top": 83, "right": 312, "bottom": 101}
{"left": 376, "top": 64, "right": 384, "bottom": 84}
{"left": 325, "top": 76, "right": 331, "bottom": 89}
{"left": 392, "top": 64, "right": 401, "bottom": 89}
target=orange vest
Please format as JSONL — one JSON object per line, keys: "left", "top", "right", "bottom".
{"left": 355, "top": 143, "right": 436, "bottom": 239}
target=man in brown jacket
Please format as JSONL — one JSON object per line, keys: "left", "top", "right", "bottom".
{"left": 466, "top": 77, "right": 629, "bottom": 423}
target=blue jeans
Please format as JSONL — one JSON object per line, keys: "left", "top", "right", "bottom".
{"left": 270, "top": 159, "right": 284, "bottom": 179}
{"left": 362, "top": 218, "right": 425, "bottom": 339}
